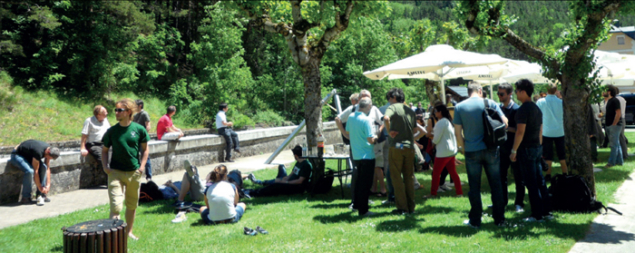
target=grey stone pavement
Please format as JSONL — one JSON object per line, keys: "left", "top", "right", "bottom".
{"left": 0, "top": 151, "right": 296, "bottom": 229}
{"left": 569, "top": 169, "right": 635, "bottom": 252}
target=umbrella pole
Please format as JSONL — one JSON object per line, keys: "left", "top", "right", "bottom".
{"left": 489, "top": 80, "right": 494, "bottom": 100}
{"left": 440, "top": 78, "right": 446, "bottom": 104}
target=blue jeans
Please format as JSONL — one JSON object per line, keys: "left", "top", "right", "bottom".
{"left": 218, "top": 127, "right": 240, "bottom": 160}
{"left": 518, "top": 145, "right": 551, "bottom": 219}
{"left": 10, "top": 151, "right": 48, "bottom": 199}
{"left": 201, "top": 205, "right": 245, "bottom": 225}
{"left": 464, "top": 148, "right": 505, "bottom": 226}
{"left": 607, "top": 124, "right": 624, "bottom": 166}
{"left": 145, "top": 158, "right": 152, "bottom": 179}
{"left": 254, "top": 165, "right": 287, "bottom": 185}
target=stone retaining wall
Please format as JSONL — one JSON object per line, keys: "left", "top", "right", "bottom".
{"left": 0, "top": 122, "right": 342, "bottom": 204}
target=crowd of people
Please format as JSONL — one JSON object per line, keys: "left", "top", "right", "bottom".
{"left": 7, "top": 78, "right": 628, "bottom": 239}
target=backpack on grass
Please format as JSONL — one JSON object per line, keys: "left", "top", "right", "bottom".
{"left": 312, "top": 168, "right": 335, "bottom": 194}
{"left": 549, "top": 174, "right": 622, "bottom": 215}
{"left": 482, "top": 99, "right": 507, "bottom": 149}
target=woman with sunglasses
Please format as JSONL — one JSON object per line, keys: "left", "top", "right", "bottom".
{"left": 424, "top": 104, "right": 463, "bottom": 198}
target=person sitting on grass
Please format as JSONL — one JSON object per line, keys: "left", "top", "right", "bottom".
{"left": 199, "top": 165, "right": 246, "bottom": 225}
{"left": 423, "top": 104, "right": 463, "bottom": 199}
{"left": 173, "top": 160, "right": 210, "bottom": 209}
{"left": 244, "top": 145, "right": 312, "bottom": 197}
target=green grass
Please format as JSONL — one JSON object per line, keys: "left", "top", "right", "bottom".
{"left": 1, "top": 135, "right": 634, "bottom": 252}
{"left": 0, "top": 86, "right": 202, "bottom": 146}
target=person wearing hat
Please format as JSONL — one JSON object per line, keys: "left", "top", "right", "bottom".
{"left": 9, "top": 140, "right": 60, "bottom": 205}
{"left": 245, "top": 145, "right": 312, "bottom": 197}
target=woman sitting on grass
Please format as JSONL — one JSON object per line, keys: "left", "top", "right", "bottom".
{"left": 424, "top": 104, "right": 463, "bottom": 199}
{"left": 199, "top": 165, "right": 247, "bottom": 225}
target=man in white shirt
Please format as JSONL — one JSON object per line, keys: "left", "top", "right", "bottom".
{"left": 335, "top": 89, "right": 384, "bottom": 210}
{"left": 81, "top": 105, "right": 111, "bottom": 166}
{"left": 216, "top": 103, "right": 240, "bottom": 163}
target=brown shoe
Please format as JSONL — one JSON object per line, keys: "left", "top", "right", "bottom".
{"left": 20, "top": 198, "right": 35, "bottom": 205}
{"left": 226, "top": 159, "right": 235, "bottom": 163}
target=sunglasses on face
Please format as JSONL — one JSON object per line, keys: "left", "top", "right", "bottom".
{"left": 497, "top": 92, "right": 506, "bottom": 96}
{"left": 114, "top": 108, "right": 126, "bottom": 113}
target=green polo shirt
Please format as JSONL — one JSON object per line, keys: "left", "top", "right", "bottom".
{"left": 102, "top": 122, "right": 150, "bottom": 171}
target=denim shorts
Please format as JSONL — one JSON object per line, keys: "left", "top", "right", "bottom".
{"left": 201, "top": 205, "right": 245, "bottom": 225}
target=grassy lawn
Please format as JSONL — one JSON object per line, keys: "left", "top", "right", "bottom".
{"left": 0, "top": 86, "right": 202, "bottom": 146}
{"left": 1, "top": 134, "right": 634, "bottom": 252}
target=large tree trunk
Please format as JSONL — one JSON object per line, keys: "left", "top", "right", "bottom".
{"left": 301, "top": 57, "right": 323, "bottom": 146}
{"left": 561, "top": 76, "right": 596, "bottom": 195}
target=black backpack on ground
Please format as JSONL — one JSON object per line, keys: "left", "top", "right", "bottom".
{"left": 312, "top": 169, "right": 335, "bottom": 194}
{"left": 139, "top": 181, "right": 164, "bottom": 203}
{"left": 549, "top": 174, "right": 622, "bottom": 215}
{"left": 482, "top": 99, "right": 507, "bottom": 149}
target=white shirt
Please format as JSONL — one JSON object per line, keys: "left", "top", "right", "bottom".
{"left": 215, "top": 111, "right": 227, "bottom": 129}
{"left": 206, "top": 181, "right": 236, "bottom": 221}
{"left": 432, "top": 118, "right": 457, "bottom": 158}
{"left": 617, "top": 96, "right": 626, "bottom": 119}
{"left": 81, "top": 116, "right": 110, "bottom": 143}
{"left": 338, "top": 105, "right": 384, "bottom": 126}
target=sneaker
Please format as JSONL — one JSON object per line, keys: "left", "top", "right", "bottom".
{"left": 440, "top": 185, "right": 452, "bottom": 191}
{"left": 226, "top": 159, "right": 235, "bottom": 163}
{"left": 234, "top": 149, "right": 241, "bottom": 154}
{"left": 522, "top": 217, "right": 544, "bottom": 223}
{"left": 41, "top": 194, "right": 51, "bottom": 203}
{"left": 436, "top": 187, "right": 446, "bottom": 193}
{"left": 362, "top": 211, "right": 376, "bottom": 217}
{"left": 184, "top": 160, "right": 195, "bottom": 177}
{"left": 248, "top": 173, "right": 257, "bottom": 182}
{"left": 391, "top": 209, "right": 407, "bottom": 215}
{"left": 171, "top": 212, "right": 187, "bottom": 223}
{"left": 349, "top": 203, "right": 357, "bottom": 211}
{"left": 244, "top": 227, "right": 257, "bottom": 236}
{"left": 255, "top": 226, "right": 268, "bottom": 234}
{"left": 443, "top": 182, "right": 454, "bottom": 188}
{"left": 381, "top": 200, "right": 395, "bottom": 205}
{"left": 463, "top": 219, "right": 480, "bottom": 229}
{"left": 515, "top": 205, "right": 525, "bottom": 213}
{"left": 36, "top": 196, "right": 45, "bottom": 206}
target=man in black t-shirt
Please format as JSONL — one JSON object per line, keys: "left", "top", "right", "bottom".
{"left": 497, "top": 83, "right": 525, "bottom": 213}
{"left": 246, "top": 146, "right": 312, "bottom": 197}
{"left": 605, "top": 85, "right": 624, "bottom": 167}
{"left": 510, "top": 79, "right": 552, "bottom": 223}
{"left": 9, "top": 140, "right": 60, "bottom": 205}
{"left": 133, "top": 99, "right": 153, "bottom": 180}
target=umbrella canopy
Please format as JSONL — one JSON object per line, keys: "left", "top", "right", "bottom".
{"left": 363, "top": 44, "right": 507, "bottom": 80}
{"left": 363, "top": 44, "right": 507, "bottom": 103}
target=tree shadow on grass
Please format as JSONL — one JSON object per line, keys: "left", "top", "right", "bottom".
{"left": 375, "top": 215, "right": 426, "bottom": 233}
{"left": 50, "top": 245, "right": 63, "bottom": 252}
{"left": 312, "top": 211, "right": 395, "bottom": 224}
{"left": 593, "top": 166, "right": 633, "bottom": 183}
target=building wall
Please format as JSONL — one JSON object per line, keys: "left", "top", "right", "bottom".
{"left": 598, "top": 32, "right": 635, "bottom": 54}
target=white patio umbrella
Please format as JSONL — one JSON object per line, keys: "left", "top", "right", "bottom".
{"left": 462, "top": 60, "right": 544, "bottom": 97}
{"left": 363, "top": 44, "right": 508, "bottom": 103}
{"left": 593, "top": 50, "right": 635, "bottom": 83}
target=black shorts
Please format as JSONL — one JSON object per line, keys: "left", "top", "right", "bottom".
{"left": 543, "top": 136, "right": 565, "bottom": 161}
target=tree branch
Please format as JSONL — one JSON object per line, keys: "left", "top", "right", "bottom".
{"left": 464, "top": 0, "right": 559, "bottom": 75}
{"left": 566, "top": 1, "right": 621, "bottom": 63}
{"left": 313, "top": 0, "right": 353, "bottom": 58}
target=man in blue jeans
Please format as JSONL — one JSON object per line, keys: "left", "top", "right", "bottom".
{"left": 605, "top": 85, "right": 624, "bottom": 168}
{"left": 510, "top": 79, "right": 553, "bottom": 222}
{"left": 216, "top": 102, "right": 240, "bottom": 162}
{"left": 10, "top": 140, "right": 60, "bottom": 205}
{"left": 454, "top": 82, "right": 508, "bottom": 228}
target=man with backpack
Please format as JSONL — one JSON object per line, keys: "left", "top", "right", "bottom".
{"left": 510, "top": 79, "right": 553, "bottom": 222}
{"left": 454, "top": 82, "right": 508, "bottom": 228}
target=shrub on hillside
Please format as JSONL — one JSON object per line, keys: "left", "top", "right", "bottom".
{"left": 253, "top": 110, "right": 286, "bottom": 127}
{"left": 0, "top": 71, "right": 16, "bottom": 113}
